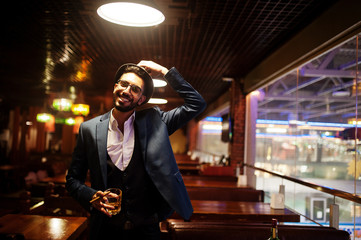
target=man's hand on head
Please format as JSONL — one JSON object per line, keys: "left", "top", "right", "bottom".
{"left": 138, "top": 60, "right": 169, "bottom": 78}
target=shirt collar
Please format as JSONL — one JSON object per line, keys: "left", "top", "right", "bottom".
{"left": 109, "top": 109, "right": 136, "bottom": 131}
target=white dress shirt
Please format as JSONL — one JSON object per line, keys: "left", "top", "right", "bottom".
{"left": 107, "top": 109, "right": 135, "bottom": 171}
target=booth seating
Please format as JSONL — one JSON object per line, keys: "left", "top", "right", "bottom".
{"left": 0, "top": 191, "right": 32, "bottom": 216}
{"left": 162, "top": 220, "right": 350, "bottom": 240}
{"left": 175, "top": 154, "right": 200, "bottom": 166}
{"left": 182, "top": 175, "right": 237, "bottom": 182}
{"left": 175, "top": 154, "right": 202, "bottom": 175}
{"left": 186, "top": 187, "right": 264, "bottom": 202}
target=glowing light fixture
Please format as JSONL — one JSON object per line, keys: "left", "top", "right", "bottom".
{"left": 71, "top": 104, "right": 90, "bottom": 116}
{"left": 36, "top": 113, "right": 53, "bottom": 123}
{"left": 97, "top": 1, "right": 165, "bottom": 27}
{"left": 53, "top": 98, "right": 73, "bottom": 111}
{"left": 153, "top": 79, "right": 167, "bottom": 87}
{"left": 148, "top": 98, "right": 167, "bottom": 104}
{"left": 65, "top": 117, "right": 76, "bottom": 125}
{"left": 71, "top": 90, "right": 90, "bottom": 116}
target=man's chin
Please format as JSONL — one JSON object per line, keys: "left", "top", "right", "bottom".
{"left": 115, "top": 104, "right": 136, "bottom": 112}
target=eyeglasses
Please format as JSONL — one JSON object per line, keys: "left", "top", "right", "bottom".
{"left": 116, "top": 79, "right": 142, "bottom": 95}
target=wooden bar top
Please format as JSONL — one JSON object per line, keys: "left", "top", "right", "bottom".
{"left": 184, "top": 179, "right": 249, "bottom": 188}
{"left": 189, "top": 200, "right": 300, "bottom": 223}
{"left": 0, "top": 214, "right": 87, "bottom": 240}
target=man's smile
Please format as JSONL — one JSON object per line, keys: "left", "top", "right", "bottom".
{"left": 117, "top": 93, "right": 132, "bottom": 104}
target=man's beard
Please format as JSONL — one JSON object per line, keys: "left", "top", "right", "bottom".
{"left": 113, "top": 94, "right": 141, "bottom": 112}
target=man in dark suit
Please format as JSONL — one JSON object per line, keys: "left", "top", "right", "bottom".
{"left": 66, "top": 60, "right": 206, "bottom": 239}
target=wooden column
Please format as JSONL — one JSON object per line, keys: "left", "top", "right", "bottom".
{"left": 35, "top": 122, "right": 46, "bottom": 153}
{"left": 10, "top": 107, "right": 20, "bottom": 163}
{"left": 229, "top": 80, "right": 246, "bottom": 174}
{"left": 18, "top": 110, "right": 28, "bottom": 162}
{"left": 61, "top": 124, "right": 76, "bottom": 155}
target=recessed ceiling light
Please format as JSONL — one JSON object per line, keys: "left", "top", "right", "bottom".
{"left": 148, "top": 98, "right": 168, "bottom": 104}
{"left": 97, "top": 2, "right": 165, "bottom": 27}
{"left": 153, "top": 79, "right": 167, "bottom": 87}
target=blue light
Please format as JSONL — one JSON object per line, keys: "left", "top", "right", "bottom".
{"left": 257, "top": 119, "right": 355, "bottom": 128}
{"left": 205, "top": 117, "right": 222, "bottom": 122}
{"left": 307, "top": 121, "right": 354, "bottom": 128}
{"left": 256, "top": 133, "right": 335, "bottom": 138}
{"left": 256, "top": 119, "right": 289, "bottom": 125}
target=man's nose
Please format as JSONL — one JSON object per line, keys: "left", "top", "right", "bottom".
{"left": 122, "top": 85, "right": 132, "bottom": 94}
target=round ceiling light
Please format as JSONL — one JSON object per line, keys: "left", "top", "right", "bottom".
{"left": 153, "top": 79, "right": 167, "bottom": 87}
{"left": 148, "top": 98, "right": 168, "bottom": 104}
{"left": 97, "top": 2, "right": 165, "bottom": 27}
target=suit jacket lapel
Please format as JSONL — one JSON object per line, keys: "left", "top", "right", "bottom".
{"left": 97, "top": 112, "right": 111, "bottom": 188}
{"left": 135, "top": 113, "right": 147, "bottom": 166}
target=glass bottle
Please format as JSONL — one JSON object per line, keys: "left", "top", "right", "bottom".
{"left": 268, "top": 219, "right": 280, "bottom": 240}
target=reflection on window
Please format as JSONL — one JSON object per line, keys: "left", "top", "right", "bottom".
{"left": 196, "top": 116, "right": 229, "bottom": 164}
{"left": 256, "top": 35, "right": 361, "bottom": 184}
{"left": 254, "top": 34, "right": 361, "bottom": 235}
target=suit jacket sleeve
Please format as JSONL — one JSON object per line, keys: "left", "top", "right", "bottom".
{"left": 65, "top": 121, "right": 99, "bottom": 211}
{"left": 139, "top": 67, "right": 206, "bottom": 220}
{"left": 159, "top": 67, "right": 206, "bottom": 135}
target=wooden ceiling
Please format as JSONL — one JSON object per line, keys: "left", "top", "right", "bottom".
{"left": 0, "top": 0, "right": 337, "bottom": 116}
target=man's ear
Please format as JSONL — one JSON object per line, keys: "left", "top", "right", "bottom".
{"left": 138, "top": 95, "right": 146, "bottom": 105}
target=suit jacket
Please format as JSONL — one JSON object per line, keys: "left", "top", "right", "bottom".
{"left": 66, "top": 67, "right": 206, "bottom": 229}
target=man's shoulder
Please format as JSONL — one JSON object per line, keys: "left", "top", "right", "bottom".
{"left": 135, "top": 107, "right": 164, "bottom": 121}
{"left": 136, "top": 106, "right": 159, "bottom": 116}
{"left": 82, "top": 112, "right": 110, "bottom": 126}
